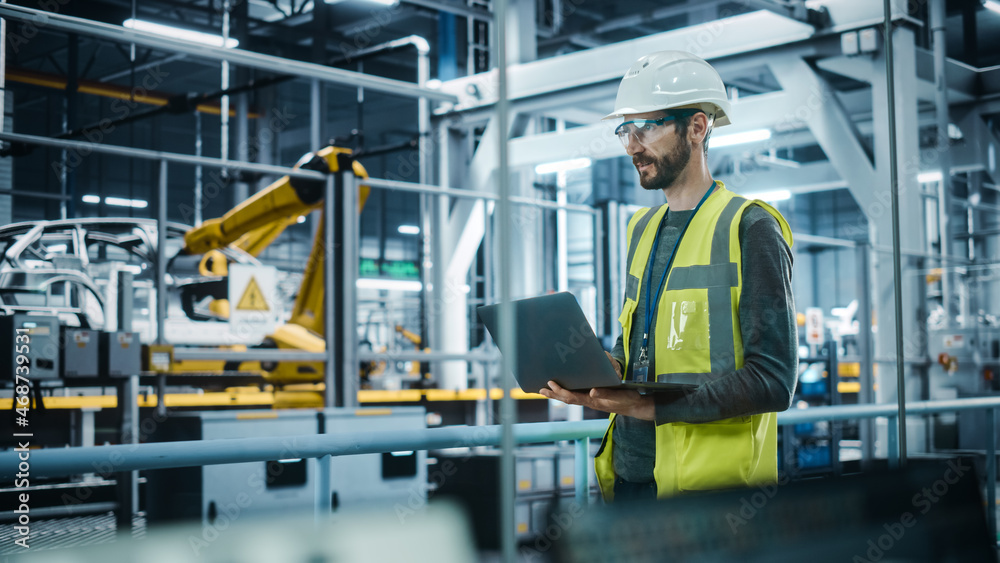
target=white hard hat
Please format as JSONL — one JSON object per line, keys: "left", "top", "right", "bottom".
{"left": 604, "top": 50, "right": 732, "bottom": 127}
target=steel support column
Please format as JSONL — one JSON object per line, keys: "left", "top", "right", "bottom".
{"left": 871, "top": 25, "right": 925, "bottom": 460}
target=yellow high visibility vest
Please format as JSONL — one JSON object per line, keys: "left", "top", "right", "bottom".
{"left": 595, "top": 182, "right": 793, "bottom": 500}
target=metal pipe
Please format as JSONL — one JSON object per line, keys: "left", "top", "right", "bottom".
{"left": 11, "top": 397, "right": 1000, "bottom": 481}
{"left": 0, "top": 132, "right": 601, "bottom": 214}
{"left": 575, "top": 437, "right": 590, "bottom": 505}
{"left": 325, "top": 174, "right": 337, "bottom": 408}
{"left": 883, "top": 0, "right": 908, "bottom": 467}
{"left": 495, "top": 0, "right": 516, "bottom": 558}
{"left": 171, "top": 347, "right": 497, "bottom": 363}
{"left": 0, "top": 420, "right": 609, "bottom": 480}
{"left": 0, "top": 189, "right": 71, "bottom": 201}
{"left": 986, "top": 407, "right": 996, "bottom": 539}
{"left": 0, "top": 4, "right": 457, "bottom": 103}
{"left": 0, "top": 131, "right": 324, "bottom": 180}
{"left": 931, "top": 0, "right": 954, "bottom": 325}
{"left": 887, "top": 414, "right": 900, "bottom": 469}
{"left": 221, "top": 1, "right": 231, "bottom": 172}
{"left": 342, "top": 172, "right": 360, "bottom": 408}
{"left": 856, "top": 244, "right": 876, "bottom": 469}
{"left": 156, "top": 160, "right": 167, "bottom": 345}
{"left": 194, "top": 111, "right": 203, "bottom": 225}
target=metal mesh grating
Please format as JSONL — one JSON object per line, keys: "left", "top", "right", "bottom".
{"left": 0, "top": 512, "right": 145, "bottom": 556}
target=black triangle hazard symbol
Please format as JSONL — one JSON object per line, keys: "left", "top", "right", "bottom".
{"left": 236, "top": 277, "right": 269, "bottom": 311}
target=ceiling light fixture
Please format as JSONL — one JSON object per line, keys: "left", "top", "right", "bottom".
{"left": 535, "top": 157, "right": 592, "bottom": 175}
{"left": 745, "top": 189, "right": 792, "bottom": 202}
{"left": 123, "top": 19, "right": 239, "bottom": 48}
{"left": 398, "top": 225, "right": 421, "bottom": 235}
{"left": 711, "top": 129, "right": 772, "bottom": 148}
{"left": 985, "top": 0, "right": 1000, "bottom": 15}
{"left": 82, "top": 195, "right": 101, "bottom": 204}
{"left": 105, "top": 197, "right": 149, "bottom": 209}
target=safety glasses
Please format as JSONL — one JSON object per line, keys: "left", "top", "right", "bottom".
{"left": 614, "top": 111, "right": 697, "bottom": 148}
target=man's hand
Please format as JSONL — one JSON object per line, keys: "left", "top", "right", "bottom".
{"left": 538, "top": 353, "right": 654, "bottom": 420}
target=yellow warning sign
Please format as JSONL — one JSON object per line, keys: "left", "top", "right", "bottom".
{"left": 236, "top": 277, "right": 269, "bottom": 311}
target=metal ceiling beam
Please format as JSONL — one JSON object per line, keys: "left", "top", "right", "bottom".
{"left": 0, "top": 3, "right": 457, "bottom": 103}
{"left": 816, "top": 54, "right": 980, "bottom": 104}
{"left": 436, "top": 10, "right": 817, "bottom": 114}
{"left": 436, "top": 0, "right": 906, "bottom": 116}
{"left": 769, "top": 56, "right": 878, "bottom": 211}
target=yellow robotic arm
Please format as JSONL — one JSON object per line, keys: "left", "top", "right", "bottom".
{"left": 181, "top": 146, "right": 371, "bottom": 384}
{"left": 183, "top": 146, "right": 370, "bottom": 255}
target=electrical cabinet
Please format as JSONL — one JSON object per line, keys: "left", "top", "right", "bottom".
{"left": 0, "top": 314, "right": 60, "bottom": 381}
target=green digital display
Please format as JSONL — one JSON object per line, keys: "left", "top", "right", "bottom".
{"left": 359, "top": 259, "right": 420, "bottom": 280}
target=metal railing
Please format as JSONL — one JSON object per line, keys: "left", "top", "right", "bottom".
{"left": 4, "top": 397, "right": 1000, "bottom": 535}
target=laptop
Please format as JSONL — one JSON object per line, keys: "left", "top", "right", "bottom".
{"left": 477, "top": 292, "right": 697, "bottom": 393}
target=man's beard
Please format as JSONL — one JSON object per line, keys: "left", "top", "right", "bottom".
{"left": 634, "top": 139, "right": 692, "bottom": 191}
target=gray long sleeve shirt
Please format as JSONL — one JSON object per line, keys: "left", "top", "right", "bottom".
{"left": 610, "top": 204, "right": 798, "bottom": 483}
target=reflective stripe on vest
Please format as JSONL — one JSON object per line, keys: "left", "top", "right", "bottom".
{"left": 595, "top": 183, "right": 793, "bottom": 501}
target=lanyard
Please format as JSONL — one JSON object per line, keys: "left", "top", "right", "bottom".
{"left": 640, "top": 181, "right": 716, "bottom": 358}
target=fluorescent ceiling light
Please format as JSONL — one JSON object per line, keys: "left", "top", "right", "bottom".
{"left": 105, "top": 197, "right": 148, "bottom": 209}
{"left": 123, "top": 19, "right": 239, "bottom": 48}
{"left": 356, "top": 278, "right": 423, "bottom": 292}
{"left": 712, "top": 129, "right": 772, "bottom": 148}
{"left": 918, "top": 170, "right": 943, "bottom": 183}
{"left": 745, "top": 189, "right": 792, "bottom": 202}
{"left": 82, "top": 195, "right": 101, "bottom": 204}
{"left": 535, "top": 157, "right": 592, "bottom": 175}
{"left": 985, "top": 0, "right": 1000, "bottom": 15}
{"left": 398, "top": 225, "right": 420, "bottom": 235}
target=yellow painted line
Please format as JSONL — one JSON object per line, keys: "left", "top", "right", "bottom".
{"left": 0, "top": 395, "right": 117, "bottom": 410}
{"left": 5, "top": 388, "right": 550, "bottom": 411}
{"left": 354, "top": 408, "right": 394, "bottom": 417}
{"left": 236, "top": 412, "right": 279, "bottom": 420}
{"left": 358, "top": 390, "right": 422, "bottom": 403}
{"left": 0, "top": 392, "right": 275, "bottom": 410}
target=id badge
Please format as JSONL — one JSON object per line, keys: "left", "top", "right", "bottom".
{"left": 633, "top": 349, "right": 649, "bottom": 383}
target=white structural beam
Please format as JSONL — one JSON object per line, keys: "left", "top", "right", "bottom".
{"left": 769, "top": 56, "right": 878, "bottom": 211}
{"left": 956, "top": 110, "right": 1000, "bottom": 186}
{"left": 436, "top": 0, "right": 910, "bottom": 116}
{"left": 506, "top": 91, "right": 798, "bottom": 170}
{"left": 715, "top": 161, "right": 848, "bottom": 196}
{"left": 437, "top": 10, "right": 816, "bottom": 113}
{"left": 816, "top": 54, "right": 977, "bottom": 105}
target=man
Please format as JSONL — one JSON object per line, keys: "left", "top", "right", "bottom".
{"left": 539, "top": 51, "right": 798, "bottom": 502}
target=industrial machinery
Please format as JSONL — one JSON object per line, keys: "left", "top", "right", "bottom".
{"left": 178, "top": 145, "right": 370, "bottom": 383}
{"left": 0, "top": 218, "right": 263, "bottom": 345}
{"left": 144, "top": 407, "right": 426, "bottom": 524}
